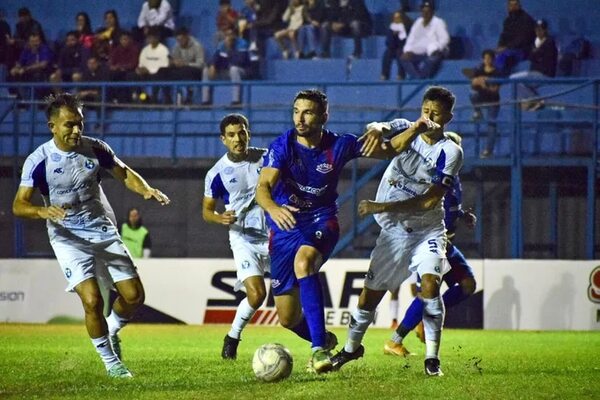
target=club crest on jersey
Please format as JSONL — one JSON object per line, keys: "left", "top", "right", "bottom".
{"left": 50, "top": 153, "right": 62, "bottom": 162}
{"left": 316, "top": 163, "right": 333, "bottom": 174}
{"left": 224, "top": 166, "right": 234, "bottom": 175}
{"left": 84, "top": 159, "right": 95, "bottom": 170}
{"left": 53, "top": 167, "right": 64, "bottom": 174}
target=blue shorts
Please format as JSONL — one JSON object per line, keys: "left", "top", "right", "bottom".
{"left": 269, "top": 217, "right": 339, "bottom": 296}
{"left": 442, "top": 242, "right": 475, "bottom": 286}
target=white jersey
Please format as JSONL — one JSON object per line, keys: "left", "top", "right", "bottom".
{"left": 374, "top": 118, "right": 463, "bottom": 233}
{"left": 19, "top": 137, "right": 123, "bottom": 243}
{"left": 204, "top": 148, "right": 268, "bottom": 243}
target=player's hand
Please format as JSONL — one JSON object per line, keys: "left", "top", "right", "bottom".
{"left": 219, "top": 210, "right": 238, "bottom": 225}
{"left": 38, "top": 206, "right": 67, "bottom": 222}
{"left": 462, "top": 208, "right": 477, "bottom": 229}
{"left": 358, "top": 200, "right": 383, "bottom": 217}
{"left": 413, "top": 116, "right": 440, "bottom": 134}
{"left": 144, "top": 187, "right": 170, "bottom": 205}
{"left": 268, "top": 204, "right": 298, "bottom": 231}
{"left": 358, "top": 122, "right": 389, "bottom": 157}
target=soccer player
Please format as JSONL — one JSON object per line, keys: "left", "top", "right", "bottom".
{"left": 12, "top": 93, "right": 170, "bottom": 378}
{"left": 202, "top": 113, "right": 270, "bottom": 360}
{"left": 331, "top": 86, "right": 463, "bottom": 377}
{"left": 384, "top": 132, "right": 477, "bottom": 357}
{"left": 255, "top": 89, "right": 412, "bottom": 373}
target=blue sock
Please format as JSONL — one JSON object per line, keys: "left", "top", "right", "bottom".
{"left": 298, "top": 274, "right": 326, "bottom": 349}
{"left": 442, "top": 285, "right": 470, "bottom": 309}
{"left": 397, "top": 296, "right": 424, "bottom": 335}
{"left": 289, "top": 317, "right": 312, "bottom": 342}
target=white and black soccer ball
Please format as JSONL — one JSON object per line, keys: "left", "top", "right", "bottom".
{"left": 252, "top": 343, "right": 293, "bottom": 382}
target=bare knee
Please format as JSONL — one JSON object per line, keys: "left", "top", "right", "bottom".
{"left": 357, "top": 288, "right": 386, "bottom": 311}
{"left": 121, "top": 286, "right": 145, "bottom": 307}
{"left": 246, "top": 286, "right": 266, "bottom": 310}
{"left": 80, "top": 292, "right": 104, "bottom": 315}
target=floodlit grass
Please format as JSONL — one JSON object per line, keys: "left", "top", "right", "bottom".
{"left": 0, "top": 324, "right": 597, "bottom": 399}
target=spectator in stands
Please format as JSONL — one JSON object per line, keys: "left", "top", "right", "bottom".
{"left": 155, "top": 26, "right": 205, "bottom": 104}
{"left": 0, "top": 9, "right": 11, "bottom": 73}
{"left": 7, "top": 7, "right": 46, "bottom": 70}
{"left": 274, "top": 0, "right": 305, "bottom": 59}
{"left": 465, "top": 49, "right": 502, "bottom": 159}
{"left": 239, "top": 0, "right": 258, "bottom": 48}
{"left": 8, "top": 32, "right": 53, "bottom": 100}
{"left": 509, "top": 19, "right": 557, "bottom": 111}
{"left": 75, "top": 56, "right": 110, "bottom": 103}
{"left": 320, "top": 0, "right": 372, "bottom": 59}
{"left": 297, "top": 0, "right": 324, "bottom": 59}
{"left": 75, "top": 12, "right": 95, "bottom": 51}
{"left": 381, "top": 10, "right": 412, "bottom": 80}
{"left": 400, "top": 1, "right": 449, "bottom": 79}
{"left": 495, "top": 0, "right": 535, "bottom": 76}
{"left": 108, "top": 31, "right": 139, "bottom": 103}
{"left": 254, "top": 0, "right": 287, "bottom": 57}
{"left": 95, "top": 10, "right": 122, "bottom": 62}
{"left": 136, "top": 0, "right": 175, "bottom": 43}
{"left": 129, "top": 27, "right": 170, "bottom": 103}
{"left": 121, "top": 208, "right": 152, "bottom": 258}
{"left": 216, "top": 0, "right": 240, "bottom": 44}
{"left": 202, "top": 28, "right": 250, "bottom": 107}
{"left": 50, "top": 31, "right": 89, "bottom": 88}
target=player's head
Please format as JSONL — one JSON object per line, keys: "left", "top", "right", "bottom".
{"left": 220, "top": 113, "right": 250, "bottom": 160}
{"left": 127, "top": 207, "right": 143, "bottom": 228}
{"left": 293, "top": 89, "right": 328, "bottom": 138}
{"left": 46, "top": 93, "right": 84, "bottom": 150}
{"left": 444, "top": 131, "right": 462, "bottom": 146}
{"left": 421, "top": 86, "right": 455, "bottom": 132}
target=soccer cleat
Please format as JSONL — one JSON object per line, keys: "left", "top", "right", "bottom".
{"left": 311, "top": 349, "right": 333, "bottom": 374}
{"left": 331, "top": 345, "right": 364, "bottom": 371}
{"left": 415, "top": 321, "right": 426, "bottom": 343}
{"left": 107, "top": 362, "right": 133, "bottom": 378}
{"left": 324, "top": 331, "right": 338, "bottom": 351}
{"left": 109, "top": 333, "right": 122, "bottom": 360}
{"left": 221, "top": 335, "right": 240, "bottom": 360}
{"left": 424, "top": 358, "right": 444, "bottom": 377}
{"left": 383, "top": 340, "right": 411, "bottom": 357}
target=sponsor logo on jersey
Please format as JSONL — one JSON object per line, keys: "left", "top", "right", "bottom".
{"left": 85, "top": 159, "right": 95, "bottom": 170}
{"left": 271, "top": 279, "right": 281, "bottom": 289}
{"left": 229, "top": 178, "right": 238, "bottom": 184}
{"left": 67, "top": 153, "right": 79, "bottom": 159}
{"left": 288, "top": 179, "right": 328, "bottom": 196}
{"left": 387, "top": 178, "right": 418, "bottom": 197}
{"left": 588, "top": 266, "right": 600, "bottom": 304}
{"left": 288, "top": 194, "right": 313, "bottom": 208}
{"left": 316, "top": 163, "right": 333, "bottom": 174}
{"left": 224, "top": 166, "right": 234, "bottom": 175}
{"left": 55, "top": 181, "right": 92, "bottom": 195}
{"left": 53, "top": 168, "right": 64, "bottom": 174}
{"left": 50, "top": 153, "right": 62, "bottom": 162}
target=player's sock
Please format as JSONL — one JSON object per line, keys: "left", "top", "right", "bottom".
{"left": 393, "top": 296, "right": 424, "bottom": 342}
{"left": 228, "top": 297, "right": 256, "bottom": 340}
{"left": 442, "top": 284, "right": 470, "bottom": 308}
{"left": 298, "top": 274, "right": 326, "bottom": 351}
{"left": 106, "top": 310, "right": 128, "bottom": 336}
{"left": 422, "top": 296, "right": 445, "bottom": 359}
{"left": 345, "top": 307, "right": 375, "bottom": 353}
{"left": 289, "top": 317, "right": 312, "bottom": 342}
{"left": 389, "top": 299, "right": 399, "bottom": 324}
{"left": 91, "top": 335, "right": 120, "bottom": 370}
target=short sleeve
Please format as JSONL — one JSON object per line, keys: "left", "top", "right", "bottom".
{"left": 431, "top": 145, "right": 463, "bottom": 190}
{"left": 263, "top": 137, "right": 287, "bottom": 170}
{"left": 20, "top": 154, "right": 48, "bottom": 195}
{"left": 204, "top": 169, "right": 228, "bottom": 203}
{"left": 91, "top": 139, "right": 121, "bottom": 170}
{"left": 340, "top": 133, "right": 363, "bottom": 164}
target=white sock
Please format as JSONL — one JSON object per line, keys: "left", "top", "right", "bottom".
{"left": 423, "top": 296, "right": 445, "bottom": 359}
{"left": 228, "top": 297, "right": 256, "bottom": 340}
{"left": 344, "top": 307, "right": 376, "bottom": 353}
{"left": 106, "top": 311, "right": 128, "bottom": 336}
{"left": 91, "top": 335, "right": 119, "bottom": 370}
{"left": 391, "top": 332, "right": 403, "bottom": 344}
{"left": 389, "top": 299, "right": 399, "bottom": 322}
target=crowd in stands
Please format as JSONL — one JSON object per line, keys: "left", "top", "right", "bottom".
{"left": 0, "top": 0, "right": 593, "bottom": 131}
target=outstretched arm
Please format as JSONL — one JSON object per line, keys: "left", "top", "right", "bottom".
{"left": 359, "top": 117, "right": 440, "bottom": 157}
{"left": 358, "top": 184, "right": 446, "bottom": 217}
{"left": 109, "top": 162, "right": 170, "bottom": 205}
{"left": 256, "top": 167, "right": 297, "bottom": 231}
{"left": 12, "top": 186, "right": 66, "bottom": 222}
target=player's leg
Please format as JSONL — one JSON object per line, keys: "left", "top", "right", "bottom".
{"left": 107, "top": 276, "right": 145, "bottom": 359}
{"left": 442, "top": 243, "right": 476, "bottom": 308}
{"left": 389, "top": 287, "right": 400, "bottom": 329}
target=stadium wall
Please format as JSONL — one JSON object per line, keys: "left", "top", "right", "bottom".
{"left": 1, "top": 259, "right": 599, "bottom": 331}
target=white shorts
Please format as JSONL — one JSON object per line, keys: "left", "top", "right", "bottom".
{"left": 230, "top": 235, "right": 270, "bottom": 292}
{"left": 51, "top": 236, "right": 138, "bottom": 292}
{"left": 365, "top": 228, "right": 449, "bottom": 292}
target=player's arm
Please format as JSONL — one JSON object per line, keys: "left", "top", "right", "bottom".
{"left": 359, "top": 117, "right": 440, "bottom": 157}
{"left": 12, "top": 186, "right": 66, "bottom": 222}
{"left": 358, "top": 184, "right": 446, "bottom": 217}
{"left": 256, "top": 167, "right": 297, "bottom": 231}
{"left": 459, "top": 207, "right": 477, "bottom": 229}
{"left": 109, "top": 162, "right": 170, "bottom": 205}
{"left": 202, "top": 196, "right": 237, "bottom": 226}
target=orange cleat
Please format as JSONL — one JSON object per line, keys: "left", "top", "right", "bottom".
{"left": 383, "top": 340, "right": 411, "bottom": 357}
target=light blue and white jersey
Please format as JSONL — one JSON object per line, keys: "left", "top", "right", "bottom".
{"left": 375, "top": 118, "right": 463, "bottom": 233}
{"left": 19, "top": 137, "right": 123, "bottom": 243}
{"left": 204, "top": 147, "right": 268, "bottom": 242}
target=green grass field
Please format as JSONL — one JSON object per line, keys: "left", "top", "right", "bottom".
{"left": 0, "top": 323, "right": 597, "bottom": 399}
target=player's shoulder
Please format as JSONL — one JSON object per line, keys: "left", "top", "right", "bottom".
{"left": 80, "top": 136, "right": 111, "bottom": 150}
{"left": 206, "top": 154, "right": 229, "bottom": 179}
{"left": 441, "top": 136, "right": 463, "bottom": 158}
{"left": 24, "top": 140, "right": 53, "bottom": 165}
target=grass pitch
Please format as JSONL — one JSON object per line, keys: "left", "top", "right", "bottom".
{"left": 0, "top": 324, "right": 597, "bottom": 399}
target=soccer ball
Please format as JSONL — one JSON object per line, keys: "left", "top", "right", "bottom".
{"left": 252, "top": 343, "right": 293, "bottom": 382}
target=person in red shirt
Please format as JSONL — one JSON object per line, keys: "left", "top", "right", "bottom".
{"left": 108, "top": 31, "right": 140, "bottom": 103}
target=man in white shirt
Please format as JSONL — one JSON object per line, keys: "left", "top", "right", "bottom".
{"left": 128, "top": 28, "right": 170, "bottom": 103}
{"left": 137, "top": 0, "right": 175, "bottom": 42}
{"left": 400, "top": 1, "right": 449, "bottom": 79}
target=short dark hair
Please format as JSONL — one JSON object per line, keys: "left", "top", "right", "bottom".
{"left": 18, "top": 7, "right": 31, "bottom": 17}
{"left": 422, "top": 86, "right": 455, "bottom": 113}
{"left": 146, "top": 26, "right": 161, "bottom": 38}
{"left": 482, "top": 48, "right": 495, "bottom": 59}
{"left": 293, "top": 89, "right": 328, "bottom": 115}
{"left": 45, "top": 93, "right": 83, "bottom": 120}
{"left": 220, "top": 113, "right": 249, "bottom": 135}
{"left": 175, "top": 26, "right": 189, "bottom": 36}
